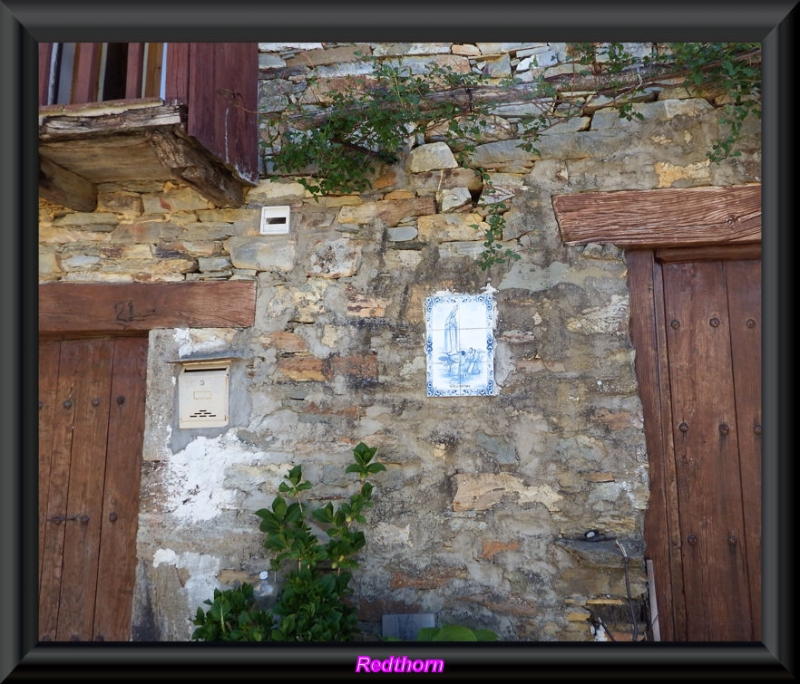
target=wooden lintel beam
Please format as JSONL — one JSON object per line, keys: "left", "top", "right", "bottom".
{"left": 39, "top": 281, "right": 256, "bottom": 334}
{"left": 655, "top": 243, "right": 761, "bottom": 263}
{"left": 39, "top": 156, "right": 98, "bottom": 212}
{"left": 552, "top": 184, "right": 761, "bottom": 247}
{"left": 148, "top": 128, "right": 244, "bottom": 207}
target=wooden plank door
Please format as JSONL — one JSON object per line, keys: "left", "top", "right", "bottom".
{"left": 725, "top": 260, "right": 762, "bottom": 636}
{"left": 663, "top": 259, "right": 760, "bottom": 640}
{"left": 629, "top": 249, "right": 761, "bottom": 641}
{"left": 38, "top": 336, "right": 147, "bottom": 642}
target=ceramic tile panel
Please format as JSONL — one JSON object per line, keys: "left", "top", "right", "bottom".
{"left": 425, "top": 291, "right": 497, "bottom": 396}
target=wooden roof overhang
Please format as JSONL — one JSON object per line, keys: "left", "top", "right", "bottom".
{"left": 38, "top": 98, "right": 250, "bottom": 212}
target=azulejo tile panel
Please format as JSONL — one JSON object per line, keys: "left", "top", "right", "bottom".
{"left": 425, "top": 291, "right": 497, "bottom": 397}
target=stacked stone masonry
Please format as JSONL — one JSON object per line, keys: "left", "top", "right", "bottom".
{"left": 38, "top": 42, "right": 761, "bottom": 642}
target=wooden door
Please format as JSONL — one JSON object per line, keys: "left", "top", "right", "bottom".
{"left": 38, "top": 335, "right": 147, "bottom": 642}
{"left": 629, "top": 248, "right": 761, "bottom": 641}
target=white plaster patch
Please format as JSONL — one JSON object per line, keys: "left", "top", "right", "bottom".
{"left": 151, "top": 548, "right": 225, "bottom": 636}
{"left": 153, "top": 548, "right": 179, "bottom": 567}
{"left": 173, "top": 328, "right": 237, "bottom": 358}
{"left": 183, "top": 553, "right": 226, "bottom": 624}
{"left": 163, "top": 434, "right": 265, "bottom": 523}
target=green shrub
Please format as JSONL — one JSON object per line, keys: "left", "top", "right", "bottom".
{"left": 190, "top": 583, "right": 273, "bottom": 642}
{"left": 191, "top": 442, "right": 386, "bottom": 642}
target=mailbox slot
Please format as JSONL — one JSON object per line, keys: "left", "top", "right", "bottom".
{"left": 176, "top": 360, "right": 230, "bottom": 428}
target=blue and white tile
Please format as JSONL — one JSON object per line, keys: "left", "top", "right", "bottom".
{"left": 425, "top": 291, "right": 497, "bottom": 396}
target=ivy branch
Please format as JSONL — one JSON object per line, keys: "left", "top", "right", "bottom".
{"left": 260, "top": 43, "right": 760, "bottom": 269}
{"left": 566, "top": 42, "right": 760, "bottom": 161}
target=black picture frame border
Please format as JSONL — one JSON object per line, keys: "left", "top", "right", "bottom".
{"left": 2, "top": 1, "right": 795, "bottom": 680}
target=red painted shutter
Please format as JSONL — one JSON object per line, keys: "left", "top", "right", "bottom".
{"left": 187, "top": 43, "right": 259, "bottom": 185}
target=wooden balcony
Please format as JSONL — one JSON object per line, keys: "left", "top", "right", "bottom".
{"left": 38, "top": 43, "right": 259, "bottom": 211}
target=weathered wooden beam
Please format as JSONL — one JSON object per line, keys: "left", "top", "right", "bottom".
{"left": 38, "top": 102, "right": 184, "bottom": 142}
{"left": 39, "top": 281, "right": 256, "bottom": 334}
{"left": 553, "top": 184, "right": 761, "bottom": 247}
{"left": 38, "top": 156, "right": 98, "bottom": 212}
{"left": 149, "top": 128, "right": 244, "bottom": 207}
{"left": 655, "top": 243, "right": 761, "bottom": 263}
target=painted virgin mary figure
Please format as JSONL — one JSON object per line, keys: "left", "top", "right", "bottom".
{"left": 444, "top": 305, "right": 459, "bottom": 354}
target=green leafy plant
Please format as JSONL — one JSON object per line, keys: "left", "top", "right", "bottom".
{"left": 191, "top": 582, "right": 273, "bottom": 642}
{"left": 265, "top": 60, "right": 487, "bottom": 197}
{"left": 260, "top": 442, "right": 386, "bottom": 641}
{"left": 191, "top": 441, "right": 386, "bottom": 642}
{"left": 263, "top": 59, "right": 519, "bottom": 270}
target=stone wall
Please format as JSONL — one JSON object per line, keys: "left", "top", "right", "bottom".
{"left": 38, "top": 42, "right": 761, "bottom": 642}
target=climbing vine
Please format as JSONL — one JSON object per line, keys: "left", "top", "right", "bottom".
{"left": 567, "top": 42, "right": 760, "bottom": 161}
{"left": 261, "top": 43, "right": 760, "bottom": 269}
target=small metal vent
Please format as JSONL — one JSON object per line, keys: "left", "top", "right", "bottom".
{"left": 177, "top": 360, "right": 230, "bottom": 429}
